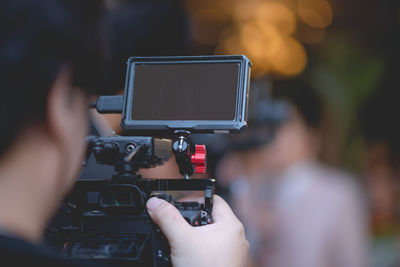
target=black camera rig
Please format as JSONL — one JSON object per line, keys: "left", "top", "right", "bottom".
{"left": 45, "top": 55, "right": 251, "bottom": 266}
{"left": 46, "top": 132, "right": 215, "bottom": 266}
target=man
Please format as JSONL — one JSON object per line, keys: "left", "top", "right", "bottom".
{"left": 217, "top": 79, "right": 368, "bottom": 267}
{"left": 0, "top": 0, "right": 249, "bottom": 266}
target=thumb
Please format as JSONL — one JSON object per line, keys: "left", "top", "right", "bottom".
{"left": 146, "top": 197, "right": 191, "bottom": 244}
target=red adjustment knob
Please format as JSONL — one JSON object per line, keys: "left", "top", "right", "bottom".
{"left": 191, "top": 144, "right": 207, "bottom": 174}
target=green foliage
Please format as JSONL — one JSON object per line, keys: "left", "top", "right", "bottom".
{"left": 307, "top": 34, "right": 385, "bottom": 172}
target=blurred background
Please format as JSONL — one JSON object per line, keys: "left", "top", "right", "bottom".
{"left": 97, "top": 0, "right": 400, "bottom": 266}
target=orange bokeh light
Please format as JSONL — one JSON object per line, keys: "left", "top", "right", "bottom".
{"left": 297, "top": 0, "right": 333, "bottom": 28}
{"left": 255, "top": 2, "right": 297, "bottom": 35}
{"left": 185, "top": 0, "right": 330, "bottom": 77}
{"left": 270, "top": 36, "right": 307, "bottom": 76}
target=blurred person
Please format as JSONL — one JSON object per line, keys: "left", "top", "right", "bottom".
{"left": 0, "top": 0, "right": 249, "bottom": 266}
{"left": 217, "top": 78, "right": 369, "bottom": 267}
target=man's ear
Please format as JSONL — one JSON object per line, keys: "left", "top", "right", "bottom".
{"left": 46, "top": 66, "right": 73, "bottom": 144}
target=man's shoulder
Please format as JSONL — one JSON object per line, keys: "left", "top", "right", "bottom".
{"left": 310, "top": 163, "right": 367, "bottom": 206}
{"left": 316, "top": 163, "right": 362, "bottom": 190}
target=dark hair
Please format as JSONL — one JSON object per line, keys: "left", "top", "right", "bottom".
{"left": 271, "top": 78, "right": 323, "bottom": 128}
{"left": 101, "top": 0, "right": 189, "bottom": 92}
{"left": 0, "top": 0, "right": 105, "bottom": 156}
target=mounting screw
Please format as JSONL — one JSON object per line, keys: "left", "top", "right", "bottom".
{"left": 126, "top": 144, "right": 135, "bottom": 152}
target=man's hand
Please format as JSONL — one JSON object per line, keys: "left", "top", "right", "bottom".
{"left": 147, "top": 195, "right": 249, "bottom": 267}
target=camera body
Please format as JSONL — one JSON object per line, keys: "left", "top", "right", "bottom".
{"left": 45, "top": 55, "right": 251, "bottom": 266}
{"left": 47, "top": 136, "right": 215, "bottom": 266}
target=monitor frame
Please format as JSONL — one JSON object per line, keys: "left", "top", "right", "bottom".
{"left": 121, "top": 55, "right": 251, "bottom": 135}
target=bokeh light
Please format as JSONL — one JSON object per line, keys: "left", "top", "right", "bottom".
{"left": 270, "top": 36, "right": 307, "bottom": 76}
{"left": 184, "top": 0, "right": 333, "bottom": 77}
{"left": 297, "top": 0, "right": 333, "bottom": 28}
{"left": 255, "top": 2, "right": 296, "bottom": 36}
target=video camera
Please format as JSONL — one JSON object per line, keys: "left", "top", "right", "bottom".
{"left": 45, "top": 55, "right": 251, "bottom": 266}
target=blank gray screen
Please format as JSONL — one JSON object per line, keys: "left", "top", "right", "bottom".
{"left": 131, "top": 63, "right": 239, "bottom": 120}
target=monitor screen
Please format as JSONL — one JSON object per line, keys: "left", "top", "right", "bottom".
{"left": 131, "top": 63, "right": 239, "bottom": 121}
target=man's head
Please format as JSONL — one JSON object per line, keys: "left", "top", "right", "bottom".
{"left": 267, "top": 78, "right": 323, "bottom": 167}
{"left": 0, "top": 0, "right": 105, "bottom": 227}
{"left": 0, "top": 0, "right": 104, "bottom": 165}
{"left": 217, "top": 78, "right": 323, "bottom": 181}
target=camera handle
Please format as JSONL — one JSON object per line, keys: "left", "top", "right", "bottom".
{"left": 172, "top": 130, "right": 207, "bottom": 179}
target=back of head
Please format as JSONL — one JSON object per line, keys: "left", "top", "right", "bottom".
{"left": 271, "top": 78, "right": 323, "bottom": 129}
{"left": 0, "top": 0, "right": 105, "bottom": 157}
